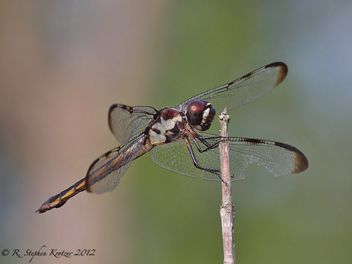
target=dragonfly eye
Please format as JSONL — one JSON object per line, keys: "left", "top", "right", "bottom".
{"left": 186, "top": 100, "right": 215, "bottom": 131}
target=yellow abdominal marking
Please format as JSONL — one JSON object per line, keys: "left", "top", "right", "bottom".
{"left": 49, "top": 180, "right": 86, "bottom": 208}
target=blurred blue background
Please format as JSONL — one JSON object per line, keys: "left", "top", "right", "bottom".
{"left": 0, "top": 1, "right": 351, "bottom": 263}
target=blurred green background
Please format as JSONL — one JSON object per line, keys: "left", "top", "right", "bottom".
{"left": 1, "top": 1, "right": 351, "bottom": 264}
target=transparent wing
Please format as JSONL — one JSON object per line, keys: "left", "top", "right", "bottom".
{"left": 151, "top": 132, "right": 308, "bottom": 181}
{"left": 151, "top": 138, "right": 198, "bottom": 178}
{"left": 108, "top": 104, "right": 157, "bottom": 145}
{"left": 85, "top": 134, "right": 150, "bottom": 194}
{"left": 174, "top": 62, "right": 288, "bottom": 112}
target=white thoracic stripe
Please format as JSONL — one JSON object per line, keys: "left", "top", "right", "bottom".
{"left": 150, "top": 123, "right": 166, "bottom": 144}
{"left": 150, "top": 114, "right": 182, "bottom": 145}
{"left": 161, "top": 118, "right": 174, "bottom": 130}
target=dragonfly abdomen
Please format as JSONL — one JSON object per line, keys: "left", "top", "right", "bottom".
{"left": 36, "top": 177, "right": 86, "bottom": 213}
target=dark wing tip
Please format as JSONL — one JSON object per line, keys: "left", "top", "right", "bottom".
{"left": 265, "top": 62, "right": 288, "bottom": 87}
{"left": 292, "top": 151, "right": 309, "bottom": 174}
{"left": 85, "top": 158, "right": 99, "bottom": 193}
{"left": 108, "top": 104, "right": 133, "bottom": 132}
{"left": 108, "top": 104, "right": 118, "bottom": 132}
{"left": 273, "top": 141, "right": 308, "bottom": 175}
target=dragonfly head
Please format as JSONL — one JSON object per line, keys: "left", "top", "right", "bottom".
{"left": 186, "top": 100, "right": 215, "bottom": 131}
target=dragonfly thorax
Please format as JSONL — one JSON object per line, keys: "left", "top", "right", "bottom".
{"left": 186, "top": 100, "right": 215, "bottom": 131}
{"left": 149, "top": 108, "right": 183, "bottom": 145}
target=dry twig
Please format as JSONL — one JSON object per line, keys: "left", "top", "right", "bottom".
{"left": 219, "top": 108, "right": 235, "bottom": 264}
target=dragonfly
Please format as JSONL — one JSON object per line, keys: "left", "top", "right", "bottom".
{"left": 36, "top": 62, "right": 308, "bottom": 213}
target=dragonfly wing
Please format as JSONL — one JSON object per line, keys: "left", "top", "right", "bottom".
{"left": 151, "top": 135, "right": 246, "bottom": 181}
{"left": 108, "top": 104, "right": 157, "bottom": 145}
{"left": 151, "top": 132, "right": 308, "bottom": 181}
{"left": 175, "top": 62, "right": 287, "bottom": 112}
{"left": 198, "top": 133, "right": 308, "bottom": 181}
{"left": 151, "top": 139, "right": 198, "bottom": 178}
{"left": 150, "top": 136, "right": 233, "bottom": 180}
{"left": 85, "top": 134, "right": 150, "bottom": 194}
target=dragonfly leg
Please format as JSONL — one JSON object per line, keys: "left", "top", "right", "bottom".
{"left": 184, "top": 137, "right": 224, "bottom": 182}
{"left": 191, "top": 135, "right": 222, "bottom": 153}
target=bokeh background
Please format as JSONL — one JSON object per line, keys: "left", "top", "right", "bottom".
{"left": 1, "top": 1, "right": 351, "bottom": 263}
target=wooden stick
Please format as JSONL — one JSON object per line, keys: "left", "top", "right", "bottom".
{"left": 219, "top": 108, "right": 235, "bottom": 264}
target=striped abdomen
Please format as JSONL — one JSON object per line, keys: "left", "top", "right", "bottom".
{"left": 36, "top": 177, "right": 86, "bottom": 213}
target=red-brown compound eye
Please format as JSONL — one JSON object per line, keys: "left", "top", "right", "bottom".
{"left": 186, "top": 100, "right": 215, "bottom": 131}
